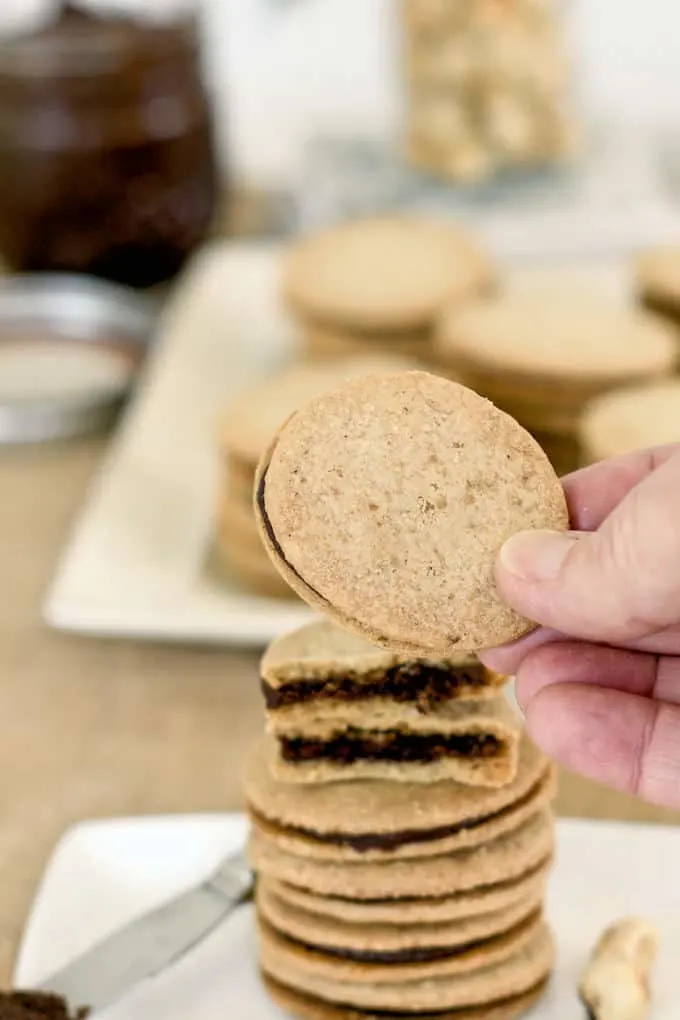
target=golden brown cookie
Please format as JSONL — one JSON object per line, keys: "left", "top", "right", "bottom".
{"left": 579, "top": 380, "right": 680, "bottom": 463}
{"left": 283, "top": 217, "right": 495, "bottom": 333}
{"left": 262, "top": 972, "right": 549, "bottom": 1020}
{"left": 635, "top": 247, "right": 680, "bottom": 325}
{"left": 264, "top": 855, "right": 553, "bottom": 926}
{"left": 255, "top": 371, "right": 568, "bottom": 654}
{"left": 259, "top": 918, "right": 554, "bottom": 1013}
{"left": 248, "top": 809, "right": 555, "bottom": 900}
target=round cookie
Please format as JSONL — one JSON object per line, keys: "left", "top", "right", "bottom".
{"left": 259, "top": 920, "right": 554, "bottom": 1013}
{"left": 635, "top": 247, "right": 680, "bottom": 322}
{"left": 255, "top": 371, "right": 568, "bottom": 653}
{"left": 265, "top": 856, "right": 553, "bottom": 925}
{"left": 214, "top": 538, "right": 296, "bottom": 600}
{"left": 248, "top": 809, "right": 555, "bottom": 900}
{"left": 283, "top": 217, "right": 496, "bottom": 333}
{"left": 256, "top": 881, "right": 544, "bottom": 954}
{"left": 219, "top": 355, "right": 420, "bottom": 468}
{"left": 245, "top": 733, "right": 554, "bottom": 861}
{"left": 437, "top": 292, "right": 677, "bottom": 384}
{"left": 263, "top": 972, "right": 549, "bottom": 1020}
{"left": 580, "top": 380, "right": 680, "bottom": 463}
{"left": 257, "top": 910, "right": 543, "bottom": 983}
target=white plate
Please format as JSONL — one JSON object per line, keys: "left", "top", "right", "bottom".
{"left": 45, "top": 244, "right": 315, "bottom": 647}
{"left": 15, "top": 814, "right": 680, "bottom": 1018}
{"left": 44, "top": 246, "right": 630, "bottom": 648}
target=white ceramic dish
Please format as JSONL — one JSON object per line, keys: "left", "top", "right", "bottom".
{"left": 15, "top": 813, "right": 680, "bottom": 1018}
{"left": 44, "top": 246, "right": 629, "bottom": 648}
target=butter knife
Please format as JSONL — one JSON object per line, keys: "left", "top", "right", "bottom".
{"left": 36, "top": 849, "right": 253, "bottom": 1013}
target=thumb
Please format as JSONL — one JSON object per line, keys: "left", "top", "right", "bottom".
{"left": 495, "top": 455, "right": 680, "bottom": 645}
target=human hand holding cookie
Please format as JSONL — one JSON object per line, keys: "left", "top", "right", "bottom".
{"left": 482, "top": 444, "right": 680, "bottom": 810}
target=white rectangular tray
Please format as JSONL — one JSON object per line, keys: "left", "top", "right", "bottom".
{"left": 15, "top": 813, "right": 680, "bottom": 1018}
{"left": 45, "top": 246, "right": 629, "bottom": 648}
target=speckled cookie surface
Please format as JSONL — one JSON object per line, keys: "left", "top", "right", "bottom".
{"left": 283, "top": 217, "right": 495, "bottom": 332}
{"left": 245, "top": 731, "right": 550, "bottom": 850}
{"left": 265, "top": 856, "right": 553, "bottom": 925}
{"left": 259, "top": 919, "right": 554, "bottom": 1012}
{"left": 219, "top": 355, "right": 418, "bottom": 468}
{"left": 580, "top": 379, "right": 680, "bottom": 462}
{"left": 255, "top": 371, "right": 568, "bottom": 653}
{"left": 262, "top": 972, "right": 549, "bottom": 1020}
{"left": 248, "top": 809, "right": 554, "bottom": 900}
{"left": 249, "top": 758, "right": 555, "bottom": 862}
{"left": 437, "top": 292, "right": 677, "bottom": 381}
{"left": 261, "top": 619, "right": 505, "bottom": 694}
{"left": 257, "top": 910, "right": 542, "bottom": 983}
{"left": 257, "top": 880, "right": 543, "bottom": 954}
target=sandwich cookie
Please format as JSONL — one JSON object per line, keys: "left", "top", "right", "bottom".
{"left": 282, "top": 217, "right": 496, "bottom": 335}
{"left": 579, "top": 379, "right": 680, "bottom": 464}
{"left": 245, "top": 733, "right": 555, "bottom": 861}
{"left": 257, "top": 910, "right": 543, "bottom": 983}
{"left": 259, "top": 919, "right": 554, "bottom": 1013}
{"left": 265, "top": 855, "right": 553, "bottom": 926}
{"left": 263, "top": 972, "right": 549, "bottom": 1020}
{"left": 256, "top": 880, "right": 544, "bottom": 955}
{"left": 255, "top": 371, "right": 568, "bottom": 654}
{"left": 248, "top": 809, "right": 555, "bottom": 900}
{"left": 635, "top": 247, "right": 680, "bottom": 328}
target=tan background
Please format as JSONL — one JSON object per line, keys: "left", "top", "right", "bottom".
{"left": 2, "top": 408, "right": 680, "bottom": 986}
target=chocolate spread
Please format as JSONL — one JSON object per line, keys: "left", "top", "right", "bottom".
{"left": 279, "top": 730, "right": 502, "bottom": 765}
{"left": 0, "top": 3, "right": 217, "bottom": 288}
{"left": 262, "top": 661, "right": 488, "bottom": 711}
{"left": 0, "top": 992, "right": 88, "bottom": 1020}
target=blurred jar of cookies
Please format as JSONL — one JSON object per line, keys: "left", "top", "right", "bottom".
{"left": 0, "top": 0, "right": 218, "bottom": 289}
{"left": 403, "top": 0, "right": 577, "bottom": 184}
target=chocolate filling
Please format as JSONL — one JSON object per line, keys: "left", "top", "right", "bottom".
{"left": 250, "top": 773, "right": 544, "bottom": 853}
{"left": 264, "top": 973, "right": 550, "bottom": 1019}
{"left": 0, "top": 991, "right": 89, "bottom": 1020}
{"left": 266, "top": 912, "right": 538, "bottom": 965}
{"left": 280, "top": 856, "right": 552, "bottom": 904}
{"left": 279, "top": 729, "right": 502, "bottom": 765}
{"left": 262, "top": 661, "right": 487, "bottom": 711}
{"left": 641, "top": 292, "right": 680, "bottom": 322}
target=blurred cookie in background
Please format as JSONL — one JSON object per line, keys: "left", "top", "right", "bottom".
{"left": 436, "top": 290, "right": 678, "bottom": 475}
{"left": 282, "top": 217, "right": 496, "bottom": 367}
{"left": 580, "top": 379, "right": 680, "bottom": 465}
{"left": 635, "top": 248, "right": 680, "bottom": 333}
{"left": 215, "top": 354, "right": 419, "bottom": 598}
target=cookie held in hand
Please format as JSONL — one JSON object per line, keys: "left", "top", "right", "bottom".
{"left": 255, "top": 371, "right": 568, "bottom": 654}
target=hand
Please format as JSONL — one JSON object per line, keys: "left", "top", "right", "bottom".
{"left": 480, "top": 444, "right": 680, "bottom": 809}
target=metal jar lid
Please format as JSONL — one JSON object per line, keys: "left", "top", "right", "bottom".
{"left": 0, "top": 274, "right": 156, "bottom": 444}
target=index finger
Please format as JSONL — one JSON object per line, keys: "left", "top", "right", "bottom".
{"left": 562, "top": 443, "right": 680, "bottom": 532}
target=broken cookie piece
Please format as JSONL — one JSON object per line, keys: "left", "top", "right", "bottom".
{"left": 261, "top": 619, "right": 519, "bottom": 787}
{"left": 579, "top": 917, "right": 659, "bottom": 1020}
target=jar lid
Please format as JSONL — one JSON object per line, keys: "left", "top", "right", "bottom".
{"left": 0, "top": 274, "right": 155, "bottom": 444}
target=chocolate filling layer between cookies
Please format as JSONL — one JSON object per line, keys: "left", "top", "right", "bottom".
{"left": 263, "top": 912, "right": 539, "bottom": 965}
{"left": 249, "top": 773, "right": 545, "bottom": 853}
{"left": 262, "top": 661, "right": 488, "bottom": 710}
{"left": 263, "top": 973, "right": 550, "bottom": 1020}
{"left": 280, "top": 730, "right": 502, "bottom": 765}
{"left": 278, "top": 854, "right": 553, "bottom": 905}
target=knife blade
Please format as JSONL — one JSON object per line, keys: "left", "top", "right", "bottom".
{"left": 36, "top": 850, "right": 253, "bottom": 1013}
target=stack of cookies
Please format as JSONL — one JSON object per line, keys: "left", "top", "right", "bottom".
{"left": 435, "top": 290, "right": 678, "bottom": 475}
{"left": 282, "top": 216, "right": 496, "bottom": 366}
{"left": 246, "top": 619, "right": 557, "bottom": 1019}
{"left": 403, "top": 0, "right": 576, "bottom": 183}
{"left": 635, "top": 247, "right": 680, "bottom": 336}
{"left": 579, "top": 379, "right": 680, "bottom": 465}
{"left": 215, "top": 354, "right": 417, "bottom": 598}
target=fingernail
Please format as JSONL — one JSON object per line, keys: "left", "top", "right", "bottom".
{"left": 499, "top": 529, "right": 578, "bottom": 582}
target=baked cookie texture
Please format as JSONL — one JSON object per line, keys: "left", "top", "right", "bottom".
{"left": 256, "top": 371, "right": 568, "bottom": 654}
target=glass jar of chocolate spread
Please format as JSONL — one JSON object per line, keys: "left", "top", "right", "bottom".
{"left": 0, "top": 3, "right": 218, "bottom": 288}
